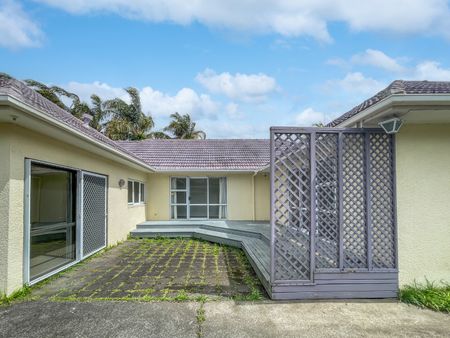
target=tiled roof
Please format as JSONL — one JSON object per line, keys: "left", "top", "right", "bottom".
{"left": 0, "top": 75, "right": 150, "bottom": 168}
{"left": 327, "top": 80, "right": 450, "bottom": 127}
{"left": 117, "top": 139, "right": 270, "bottom": 171}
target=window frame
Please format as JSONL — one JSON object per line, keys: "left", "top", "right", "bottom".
{"left": 128, "top": 179, "right": 145, "bottom": 205}
{"left": 170, "top": 177, "right": 227, "bottom": 220}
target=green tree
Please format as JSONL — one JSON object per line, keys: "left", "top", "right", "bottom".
{"left": 24, "top": 79, "right": 89, "bottom": 119}
{"left": 0, "top": 72, "right": 13, "bottom": 80}
{"left": 164, "top": 112, "right": 206, "bottom": 139}
{"left": 24, "top": 79, "right": 70, "bottom": 111}
{"left": 103, "top": 87, "right": 156, "bottom": 140}
{"left": 88, "top": 94, "right": 110, "bottom": 131}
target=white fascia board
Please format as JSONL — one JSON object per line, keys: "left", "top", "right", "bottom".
{"left": 335, "top": 94, "right": 450, "bottom": 127}
{"left": 1, "top": 95, "right": 155, "bottom": 172}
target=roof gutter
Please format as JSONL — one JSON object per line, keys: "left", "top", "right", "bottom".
{"left": 0, "top": 95, "right": 156, "bottom": 172}
{"left": 334, "top": 94, "right": 450, "bottom": 127}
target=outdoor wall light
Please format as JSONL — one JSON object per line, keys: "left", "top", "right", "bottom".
{"left": 379, "top": 117, "right": 403, "bottom": 134}
{"left": 118, "top": 179, "right": 126, "bottom": 188}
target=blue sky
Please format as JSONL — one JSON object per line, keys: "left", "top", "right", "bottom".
{"left": 2, "top": 0, "right": 450, "bottom": 138}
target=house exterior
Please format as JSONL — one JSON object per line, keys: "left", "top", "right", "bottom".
{"left": 0, "top": 75, "right": 449, "bottom": 297}
{"left": 327, "top": 80, "right": 450, "bottom": 286}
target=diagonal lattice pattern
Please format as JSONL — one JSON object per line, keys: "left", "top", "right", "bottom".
{"left": 342, "top": 134, "right": 367, "bottom": 268}
{"left": 83, "top": 174, "right": 107, "bottom": 257}
{"left": 273, "top": 133, "right": 311, "bottom": 281}
{"left": 271, "top": 128, "right": 397, "bottom": 284}
{"left": 315, "top": 133, "right": 339, "bottom": 269}
{"left": 370, "top": 134, "right": 396, "bottom": 268}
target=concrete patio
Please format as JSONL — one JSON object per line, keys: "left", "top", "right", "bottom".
{"left": 32, "top": 237, "right": 266, "bottom": 301}
{"left": 1, "top": 300, "right": 448, "bottom": 337}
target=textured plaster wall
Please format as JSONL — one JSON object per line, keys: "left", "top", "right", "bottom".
{"left": 1, "top": 123, "right": 148, "bottom": 294}
{"left": 396, "top": 123, "right": 450, "bottom": 285}
{"left": 254, "top": 173, "right": 270, "bottom": 221}
{"left": 0, "top": 128, "right": 10, "bottom": 295}
{"left": 147, "top": 173, "right": 270, "bottom": 221}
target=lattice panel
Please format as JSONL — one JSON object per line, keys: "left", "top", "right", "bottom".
{"left": 342, "top": 134, "right": 367, "bottom": 268}
{"left": 369, "top": 134, "right": 396, "bottom": 268}
{"left": 83, "top": 174, "right": 107, "bottom": 257}
{"left": 273, "top": 132, "right": 312, "bottom": 281}
{"left": 315, "top": 133, "right": 339, "bottom": 269}
{"left": 271, "top": 128, "right": 397, "bottom": 283}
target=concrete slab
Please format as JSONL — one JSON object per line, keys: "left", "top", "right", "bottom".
{"left": 0, "top": 301, "right": 199, "bottom": 338}
{"left": 202, "top": 300, "right": 450, "bottom": 337}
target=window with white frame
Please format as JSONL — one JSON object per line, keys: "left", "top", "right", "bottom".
{"left": 170, "top": 177, "right": 227, "bottom": 219}
{"left": 128, "top": 180, "right": 145, "bottom": 205}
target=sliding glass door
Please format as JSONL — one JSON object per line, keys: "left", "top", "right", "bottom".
{"left": 170, "top": 177, "right": 227, "bottom": 220}
{"left": 26, "top": 161, "right": 108, "bottom": 284}
{"left": 29, "top": 163, "right": 77, "bottom": 281}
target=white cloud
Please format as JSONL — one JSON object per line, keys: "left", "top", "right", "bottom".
{"left": 35, "top": 0, "right": 450, "bottom": 41}
{"left": 140, "top": 86, "right": 218, "bottom": 118}
{"left": 351, "top": 49, "right": 405, "bottom": 73}
{"left": 411, "top": 61, "right": 450, "bottom": 81}
{"left": 63, "top": 81, "right": 219, "bottom": 118}
{"left": 65, "top": 81, "right": 126, "bottom": 101}
{"left": 196, "top": 69, "right": 278, "bottom": 102}
{"left": 197, "top": 120, "right": 268, "bottom": 139}
{"left": 295, "top": 107, "right": 328, "bottom": 126}
{"left": 224, "top": 102, "right": 244, "bottom": 120}
{"left": 0, "top": 0, "right": 43, "bottom": 49}
{"left": 326, "top": 72, "right": 385, "bottom": 95}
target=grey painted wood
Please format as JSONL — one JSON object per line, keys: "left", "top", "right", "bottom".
{"left": 131, "top": 219, "right": 398, "bottom": 300}
{"left": 271, "top": 290, "right": 397, "bottom": 300}
{"left": 314, "top": 272, "right": 398, "bottom": 280}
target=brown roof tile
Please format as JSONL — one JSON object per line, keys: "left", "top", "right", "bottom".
{"left": 327, "top": 80, "right": 450, "bottom": 127}
{"left": 117, "top": 139, "right": 270, "bottom": 171}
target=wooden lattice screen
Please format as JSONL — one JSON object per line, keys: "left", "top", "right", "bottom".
{"left": 270, "top": 128, "right": 397, "bottom": 284}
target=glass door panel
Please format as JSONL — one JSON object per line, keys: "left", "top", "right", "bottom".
{"left": 170, "top": 177, "right": 188, "bottom": 219}
{"left": 189, "top": 178, "right": 208, "bottom": 218}
{"left": 189, "top": 178, "right": 208, "bottom": 204}
{"left": 29, "top": 163, "right": 77, "bottom": 281}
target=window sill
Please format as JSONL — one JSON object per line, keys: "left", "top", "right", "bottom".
{"left": 128, "top": 203, "right": 146, "bottom": 208}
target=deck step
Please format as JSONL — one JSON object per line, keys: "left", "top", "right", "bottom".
{"left": 136, "top": 222, "right": 270, "bottom": 243}
{"left": 135, "top": 224, "right": 269, "bottom": 243}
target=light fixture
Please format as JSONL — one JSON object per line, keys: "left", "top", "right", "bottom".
{"left": 118, "top": 179, "right": 126, "bottom": 188}
{"left": 378, "top": 117, "right": 403, "bottom": 134}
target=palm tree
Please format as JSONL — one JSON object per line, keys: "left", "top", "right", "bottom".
{"left": 164, "top": 112, "right": 206, "bottom": 139}
{"left": 24, "top": 79, "right": 70, "bottom": 111}
{"left": 103, "top": 87, "right": 155, "bottom": 140}
{"left": 147, "top": 131, "right": 171, "bottom": 139}
{"left": 89, "top": 94, "right": 110, "bottom": 131}
{"left": 0, "top": 72, "right": 13, "bottom": 80}
{"left": 24, "top": 79, "right": 88, "bottom": 119}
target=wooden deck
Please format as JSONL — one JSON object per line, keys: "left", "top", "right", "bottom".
{"left": 130, "top": 220, "right": 271, "bottom": 295}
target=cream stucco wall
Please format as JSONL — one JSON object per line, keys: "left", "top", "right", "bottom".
{"left": 396, "top": 123, "right": 450, "bottom": 285}
{"left": 0, "top": 123, "right": 148, "bottom": 295}
{"left": 147, "top": 173, "right": 270, "bottom": 221}
{"left": 255, "top": 174, "right": 270, "bottom": 220}
{"left": 0, "top": 128, "right": 10, "bottom": 294}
